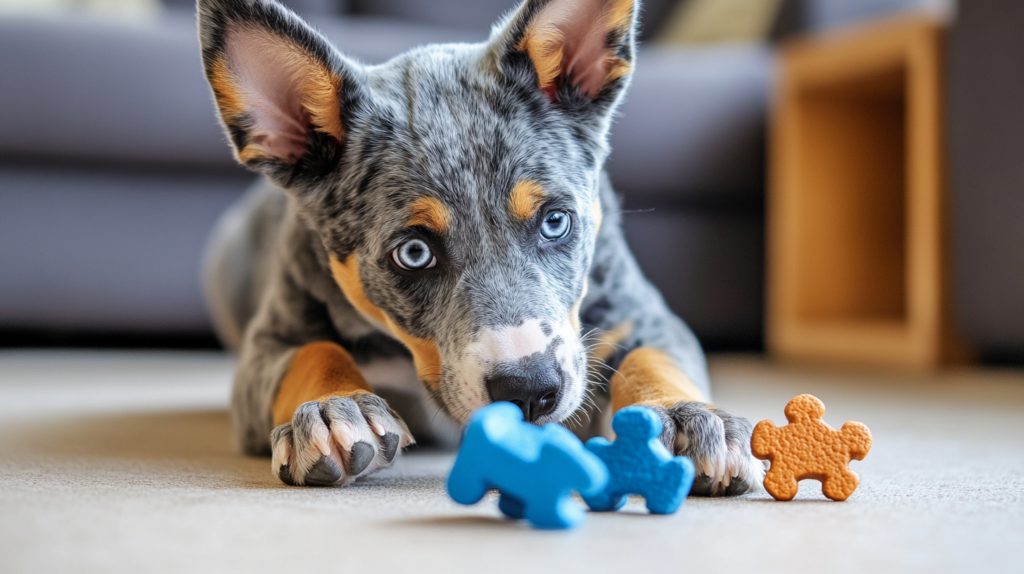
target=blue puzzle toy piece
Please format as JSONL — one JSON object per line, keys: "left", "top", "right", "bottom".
{"left": 447, "top": 402, "right": 609, "bottom": 529}
{"left": 581, "top": 406, "right": 695, "bottom": 514}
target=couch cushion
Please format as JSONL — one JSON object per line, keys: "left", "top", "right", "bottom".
{"left": 621, "top": 206, "right": 764, "bottom": 348}
{"left": 347, "top": 0, "right": 682, "bottom": 42}
{"left": 308, "top": 15, "right": 486, "bottom": 64}
{"left": 0, "top": 12, "right": 483, "bottom": 168}
{"left": 348, "top": 0, "right": 517, "bottom": 33}
{"left": 163, "top": 0, "right": 348, "bottom": 17}
{"left": 607, "top": 44, "right": 772, "bottom": 206}
{"left": 0, "top": 164, "right": 252, "bottom": 331}
{"left": 801, "top": 0, "right": 949, "bottom": 32}
{"left": 0, "top": 13, "right": 234, "bottom": 168}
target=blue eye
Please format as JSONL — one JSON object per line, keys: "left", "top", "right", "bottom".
{"left": 393, "top": 238, "right": 436, "bottom": 270}
{"left": 540, "top": 210, "right": 571, "bottom": 240}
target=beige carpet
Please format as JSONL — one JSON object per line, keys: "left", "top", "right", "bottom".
{"left": 1, "top": 351, "right": 1022, "bottom": 573}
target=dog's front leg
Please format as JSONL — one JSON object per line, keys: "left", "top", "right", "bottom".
{"left": 588, "top": 177, "right": 765, "bottom": 495}
{"left": 608, "top": 347, "right": 765, "bottom": 496}
{"left": 268, "top": 341, "right": 414, "bottom": 487}
{"left": 230, "top": 252, "right": 414, "bottom": 487}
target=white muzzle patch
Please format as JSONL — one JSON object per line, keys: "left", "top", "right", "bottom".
{"left": 447, "top": 317, "right": 584, "bottom": 424}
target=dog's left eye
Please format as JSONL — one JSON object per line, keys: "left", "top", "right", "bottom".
{"left": 393, "top": 238, "right": 437, "bottom": 270}
{"left": 540, "top": 210, "right": 571, "bottom": 240}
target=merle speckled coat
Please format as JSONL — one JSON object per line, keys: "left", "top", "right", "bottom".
{"left": 199, "top": 0, "right": 765, "bottom": 495}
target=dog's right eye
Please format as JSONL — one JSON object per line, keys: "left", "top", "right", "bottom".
{"left": 540, "top": 210, "right": 571, "bottom": 241}
{"left": 393, "top": 238, "right": 437, "bottom": 270}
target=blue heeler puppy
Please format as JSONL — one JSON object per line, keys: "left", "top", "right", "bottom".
{"left": 199, "top": 0, "right": 766, "bottom": 495}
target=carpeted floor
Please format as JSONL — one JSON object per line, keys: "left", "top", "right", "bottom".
{"left": 1, "top": 351, "right": 1022, "bottom": 573}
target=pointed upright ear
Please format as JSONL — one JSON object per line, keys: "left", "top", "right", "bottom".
{"left": 198, "top": 0, "right": 359, "bottom": 181}
{"left": 491, "top": 0, "right": 638, "bottom": 103}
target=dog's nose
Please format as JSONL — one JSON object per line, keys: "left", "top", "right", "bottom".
{"left": 485, "top": 367, "right": 561, "bottom": 422}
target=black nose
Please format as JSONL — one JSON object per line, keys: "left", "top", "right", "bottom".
{"left": 485, "top": 367, "right": 561, "bottom": 423}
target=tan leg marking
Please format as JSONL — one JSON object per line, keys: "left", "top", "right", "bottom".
{"left": 509, "top": 180, "right": 547, "bottom": 220}
{"left": 588, "top": 320, "right": 631, "bottom": 364}
{"left": 272, "top": 341, "right": 373, "bottom": 426}
{"left": 329, "top": 255, "right": 442, "bottom": 389}
{"left": 610, "top": 348, "right": 707, "bottom": 412}
{"left": 587, "top": 321, "right": 631, "bottom": 385}
{"left": 407, "top": 196, "right": 451, "bottom": 234}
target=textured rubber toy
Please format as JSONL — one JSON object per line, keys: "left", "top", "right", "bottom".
{"left": 581, "top": 406, "right": 695, "bottom": 514}
{"left": 751, "top": 394, "right": 872, "bottom": 501}
{"left": 446, "top": 402, "right": 609, "bottom": 529}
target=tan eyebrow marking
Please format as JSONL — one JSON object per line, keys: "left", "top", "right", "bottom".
{"left": 407, "top": 196, "right": 451, "bottom": 234}
{"left": 509, "top": 180, "right": 547, "bottom": 220}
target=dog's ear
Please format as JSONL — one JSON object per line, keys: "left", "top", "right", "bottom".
{"left": 490, "top": 0, "right": 638, "bottom": 106}
{"left": 198, "top": 0, "right": 361, "bottom": 183}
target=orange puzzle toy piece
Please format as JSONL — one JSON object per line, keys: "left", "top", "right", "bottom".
{"left": 751, "top": 394, "right": 872, "bottom": 501}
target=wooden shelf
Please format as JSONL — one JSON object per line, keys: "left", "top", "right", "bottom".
{"left": 767, "top": 16, "right": 967, "bottom": 368}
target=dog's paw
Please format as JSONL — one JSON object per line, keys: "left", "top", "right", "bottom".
{"left": 270, "top": 393, "right": 414, "bottom": 486}
{"left": 650, "top": 402, "right": 767, "bottom": 496}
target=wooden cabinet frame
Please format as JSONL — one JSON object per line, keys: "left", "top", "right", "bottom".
{"left": 768, "top": 16, "right": 966, "bottom": 368}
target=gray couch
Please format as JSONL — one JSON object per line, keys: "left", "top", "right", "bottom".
{"left": 0, "top": 0, "right": 936, "bottom": 349}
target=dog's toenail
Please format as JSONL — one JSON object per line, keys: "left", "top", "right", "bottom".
{"left": 347, "top": 442, "right": 374, "bottom": 475}
{"left": 278, "top": 465, "right": 296, "bottom": 486}
{"left": 382, "top": 433, "right": 400, "bottom": 463}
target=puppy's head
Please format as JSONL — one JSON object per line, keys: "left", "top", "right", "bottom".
{"left": 198, "top": 0, "right": 638, "bottom": 424}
